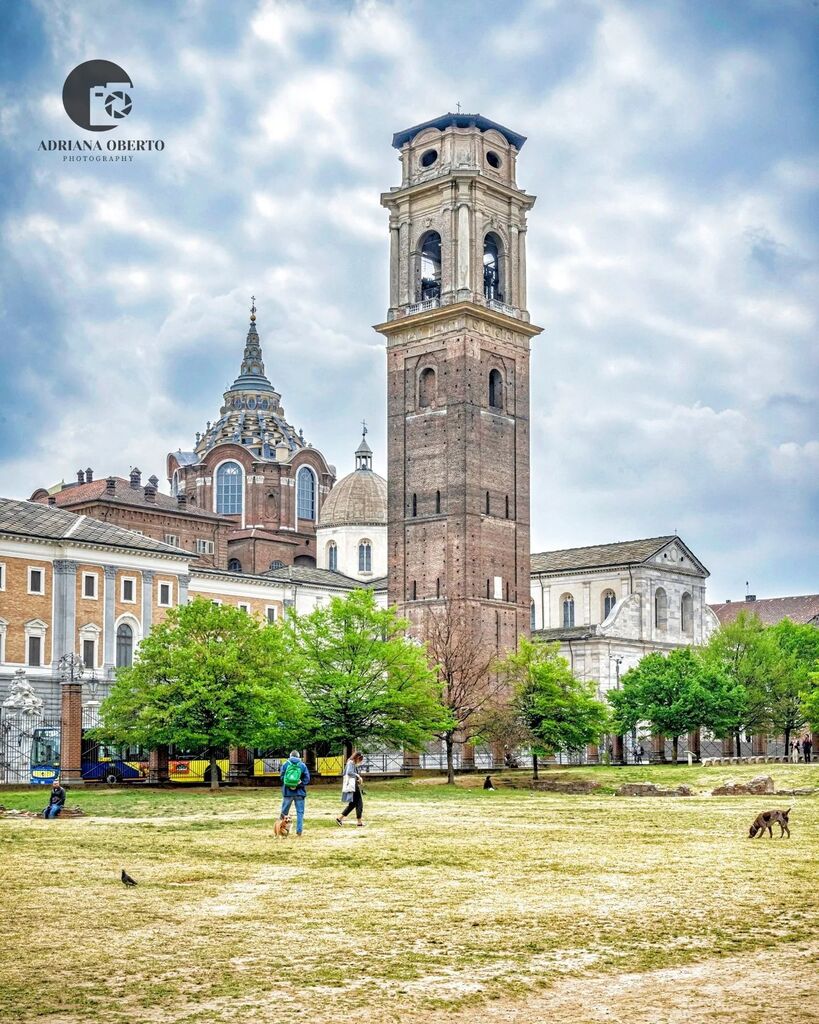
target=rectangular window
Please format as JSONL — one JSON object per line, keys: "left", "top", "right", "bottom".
{"left": 164, "top": 534, "right": 179, "bottom": 546}
{"left": 158, "top": 582, "right": 172, "bottom": 607}
{"left": 121, "top": 577, "right": 136, "bottom": 603}
{"left": 196, "top": 539, "right": 215, "bottom": 554}
{"left": 266, "top": 606, "right": 277, "bottom": 624}
{"left": 82, "top": 573, "right": 98, "bottom": 599}
{"left": 28, "top": 568, "right": 45, "bottom": 595}
{"left": 82, "top": 638, "right": 95, "bottom": 669}
{"left": 28, "top": 635, "right": 41, "bottom": 667}
{"left": 238, "top": 603, "right": 250, "bottom": 614}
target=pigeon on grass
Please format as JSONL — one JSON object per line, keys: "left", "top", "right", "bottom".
{"left": 121, "top": 869, "right": 138, "bottom": 887}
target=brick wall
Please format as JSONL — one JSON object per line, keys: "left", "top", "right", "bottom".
{"left": 0, "top": 555, "right": 52, "bottom": 663}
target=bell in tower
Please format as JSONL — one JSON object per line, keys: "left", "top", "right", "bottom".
{"left": 382, "top": 111, "right": 536, "bottom": 320}
{"left": 375, "top": 111, "right": 543, "bottom": 659}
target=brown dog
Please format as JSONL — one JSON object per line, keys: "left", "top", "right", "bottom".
{"left": 274, "top": 814, "right": 292, "bottom": 838}
{"left": 749, "top": 808, "right": 790, "bottom": 839}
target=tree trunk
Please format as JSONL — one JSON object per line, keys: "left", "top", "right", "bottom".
{"left": 735, "top": 730, "right": 742, "bottom": 758}
{"left": 445, "top": 734, "right": 455, "bottom": 785}
{"left": 784, "top": 728, "right": 791, "bottom": 755}
{"left": 343, "top": 739, "right": 353, "bottom": 761}
{"left": 672, "top": 736, "right": 679, "bottom": 763}
{"left": 209, "top": 753, "right": 219, "bottom": 791}
{"left": 532, "top": 752, "right": 539, "bottom": 780}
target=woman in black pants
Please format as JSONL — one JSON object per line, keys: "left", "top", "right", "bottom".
{"left": 336, "top": 751, "right": 365, "bottom": 827}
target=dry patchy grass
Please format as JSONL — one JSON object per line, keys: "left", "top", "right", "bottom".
{"left": 0, "top": 763, "right": 817, "bottom": 1024}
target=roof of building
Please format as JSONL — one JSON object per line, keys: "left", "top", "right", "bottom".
{"left": 31, "top": 476, "right": 226, "bottom": 521}
{"left": 262, "top": 565, "right": 387, "bottom": 591}
{"left": 318, "top": 436, "right": 387, "bottom": 527}
{"left": 530, "top": 536, "right": 704, "bottom": 574}
{"left": 0, "top": 497, "right": 190, "bottom": 558}
{"left": 709, "top": 595, "right": 819, "bottom": 627}
{"left": 392, "top": 112, "right": 527, "bottom": 151}
{"left": 533, "top": 626, "right": 598, "bottom": 642}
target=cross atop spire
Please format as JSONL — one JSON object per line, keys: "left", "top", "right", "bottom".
{"left": 250, "top": 295, "right": 256, "bottom": 323}
{"left": 361, "top": 419, "right": 368, "bottom": 436}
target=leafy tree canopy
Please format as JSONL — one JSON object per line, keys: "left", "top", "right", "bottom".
{"left": 282, "top": 589, "right": 448, "bottom": 755}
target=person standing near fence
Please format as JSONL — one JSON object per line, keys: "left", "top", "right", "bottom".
{"left": 42, "top": 779, "right": 65, "bottom": 819}
{"left": 336, "top": 751, "right": 365, "bottom": 827}
{"left": 803, "top": 734, "right": 813, "bottom": 764}
{"left": 279, "top": 750, "right": 310, "bottom": 837}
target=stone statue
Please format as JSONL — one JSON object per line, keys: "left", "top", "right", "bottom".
{"left": 3, "top": 669, "right": 44, "bottom": 716}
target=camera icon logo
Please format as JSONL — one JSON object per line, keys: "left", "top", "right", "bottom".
{"left": 89, "top": 83, "right": 133, "bottom": 127}
{"left": 62, "top": 60, "right": 134, "bottom": 132}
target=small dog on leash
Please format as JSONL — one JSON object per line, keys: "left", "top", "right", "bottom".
{"left": 748, "top": 808, "right": 790, "bottom": 839}
{"left": 273, "top": 814, "right": 292, "bottom": 838}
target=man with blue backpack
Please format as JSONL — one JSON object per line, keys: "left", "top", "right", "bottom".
{"left": 279, "top": 750, "right": 310, "bottom": 836}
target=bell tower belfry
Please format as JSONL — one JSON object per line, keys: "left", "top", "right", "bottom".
{"left": 375, "top": 112, "right": 542, "bottom": 652}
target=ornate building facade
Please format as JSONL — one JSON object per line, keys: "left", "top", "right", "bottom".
{"left": 166, "top": 302, "right": 336, "bottom": 573}
{"left": 376, "top": 112, "right": 541, "bottom": 655}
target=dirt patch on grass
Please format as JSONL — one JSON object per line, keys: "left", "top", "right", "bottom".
{"left": 430, "top": 941, "right": 818, "bottom": 1024}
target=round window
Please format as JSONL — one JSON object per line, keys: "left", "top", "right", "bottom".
{"left": 420, "top": 149, "right": 438, "bottom": 168}
{"left": 486, "top": 151, "right": 501, "bottom": 169}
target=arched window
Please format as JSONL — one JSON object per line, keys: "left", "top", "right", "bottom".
{"left": 530, "top": 600, "right": 536, "bottom": 631}
{"left": 435, "top": 490, "right": 441, "bottom": 514}
{"left": 419, "top": 231, "right": 441, "bottom": 301}
{"left": 358, "top": 541, "right": 372, "bottom": 573}
{"left": 489, "top": 368, "right": 503, "bottom": 410}
{"left": 561, "top": 594, "right": 575, "bottom": 629}
{"left": 419, "top": 367, "right": 437, "bottom": 408}
{"left": 602, "top": 590, "right": 616, "bottom": 620}
{"left": 681, "top": 592, "right": 693, "bottom": 635}
{"left": 116, "top": 623, "right": 133, "bottom": 668}
{"left": 483, "top": 233, "right": 503, "bottom": 301}
{"left": 227, "top": 558, "right": 242, "bottom": 573}
{"left": 327, "top": 541, "right": 337, "bottom": 571}
{"left": 269, "top": 560, "right": 285, "bottom": 571}
{"left": 297, "top": 467, "right": 316, "bottom": 521}
{"left": 294, "top": 554, "right": 316, "bottom": 567}
{"left": 216, "top": 461, "right": 243, "bottom": 516}
{"left": 655, "top": 587, "right": 668, "bottom": 630}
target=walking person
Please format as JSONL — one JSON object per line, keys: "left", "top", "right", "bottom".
{"left": 279, "top": 750, "right": 310, "bottom": 837}
{"left": 336, "top": 751, "right": 365, "bottom": 827}
{"left": 803, "top": 734, "right": 813, "bottom": 764}
{"left": 42, "top": 779, "right": 65, "bottom": 819}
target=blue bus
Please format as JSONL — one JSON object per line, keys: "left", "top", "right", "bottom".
{"left": 30, "top": 726, "right": 148, "bottom": 785}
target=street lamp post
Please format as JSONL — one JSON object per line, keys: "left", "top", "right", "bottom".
{"left": 609, "top": 653, "right": 625, "bottom": 764}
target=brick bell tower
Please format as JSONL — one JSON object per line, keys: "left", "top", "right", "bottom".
{"left": 375, "top": 112, "right": 542, "bottom": 654}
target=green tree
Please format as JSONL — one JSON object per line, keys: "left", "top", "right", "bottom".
{"left": 283, "top": 589, "right": 448, "bottom": 758}
{"left": 97, "top": 599, "right": 302, "bottom": 789}
{"left": 702, "top": 612, "right": 787, "bottom": 755}
{"left": 609, "top": 648, "right": 724, "bottom": 762}
{"left": 803, "top": 665, "right": 819, "bottom": 732}
{"left": 771, "top": 619, "right": 819, "bottom": 748}
{"left": 498, "top": 637, "right": 610, "bottom": 777}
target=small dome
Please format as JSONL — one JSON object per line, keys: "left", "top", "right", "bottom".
{"left": 319, "top": 467, "right": 387, "bottom": 526}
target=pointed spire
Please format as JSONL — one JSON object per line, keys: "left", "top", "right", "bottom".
{"left": 227, "top": 296, "right": 275, "bottom": 393}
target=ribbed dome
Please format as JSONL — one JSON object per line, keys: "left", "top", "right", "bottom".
{"left": 319, "top": 467, "right": 387, "bottom": 526}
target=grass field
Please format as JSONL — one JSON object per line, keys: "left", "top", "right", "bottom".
{"left": 1, "top": 763, "right": 817, "bottom": 1024}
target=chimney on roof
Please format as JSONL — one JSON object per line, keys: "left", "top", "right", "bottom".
{"left": 47, "top": 495, "right": 56, "bottom": 506}
{"left": 144, "top": 483, "right": 157, "bottom": 503}
{"left": 148, "top": 474, "right": 159, "bottom": 489}
{"left": 177, "top": 493, "right": 187, "bottom": 508}
{"left": 105, "top": 476, "right": 116, "bottom": 495}
{"left": 77, "top": 469, "right": 85, "bottom": 484}
{"left": 129, "top": 467, "right": 141, "bottom": 489}
{"left": 745, "top": 594, "right": 756, "bottom": 603}
{"left": 85, "top": 467, "right": 93, "bottom": 482}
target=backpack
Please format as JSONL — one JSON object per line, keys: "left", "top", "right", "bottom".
{"left": 283, "top": 761, "right": 303, "bottom": 789}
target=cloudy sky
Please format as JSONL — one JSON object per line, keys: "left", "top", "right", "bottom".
{"left": 1, "top": 0, "right": 817, "bottom": 601}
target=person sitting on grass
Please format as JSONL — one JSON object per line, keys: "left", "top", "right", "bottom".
{"left": 279, "top": 750, "right": 310, "bottom": 837}
{"left": 336, "top": 751, "right": 365, "bottom": 827}
{"left": 43, "top": 779, "right": 65, "bottom": 819}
